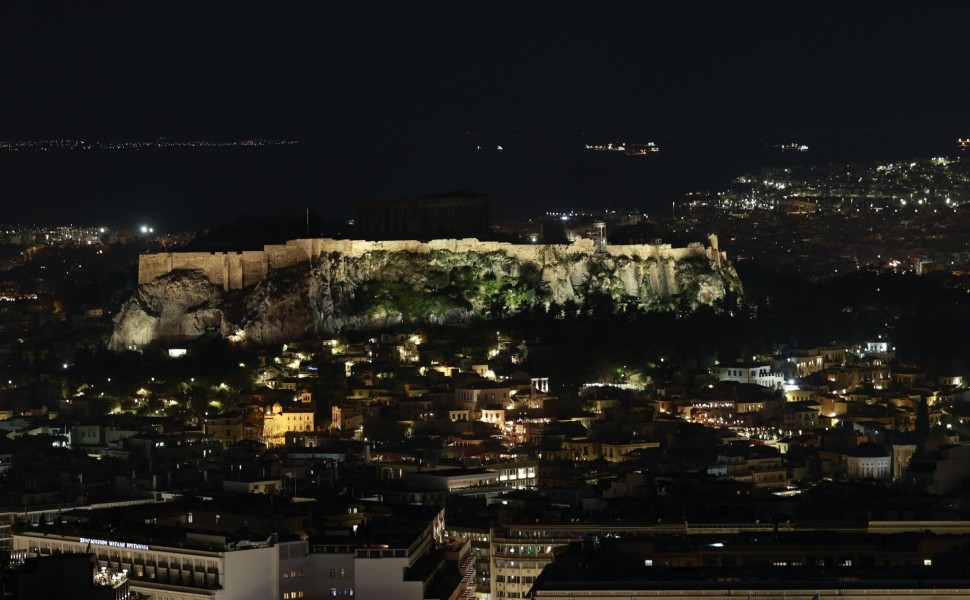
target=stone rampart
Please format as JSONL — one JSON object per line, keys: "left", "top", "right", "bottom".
{"left": 139, "top": 236, "right": 727, "bottom": 291}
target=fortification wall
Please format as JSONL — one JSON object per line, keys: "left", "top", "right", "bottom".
{"left": 139, "top": 253, "right": 175, "bottom": 286}
{"left": 138, "top": 236, "right": 727, "bottom": 291}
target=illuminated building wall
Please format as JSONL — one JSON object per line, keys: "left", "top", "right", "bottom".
{"left": 13, "top": 532, "right": 283, "bottom": 600}
{"left": 490, "top": 527, "right": 579, "bottom": 600}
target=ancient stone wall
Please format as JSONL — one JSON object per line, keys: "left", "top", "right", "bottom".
{"left": 139, "top": 236, "right": 728, "bottom": 291}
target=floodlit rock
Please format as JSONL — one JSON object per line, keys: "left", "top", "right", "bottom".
{"left": 113, "top": 240, "right": 742, "bottom": 347}
{"left": 109, "top": 270, "right": 225, "bottom": 350}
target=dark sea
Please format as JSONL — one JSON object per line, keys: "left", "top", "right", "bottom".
{"left": 0, "top": 123, "right": 961, "bottom": 231}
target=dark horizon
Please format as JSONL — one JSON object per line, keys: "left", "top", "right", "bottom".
{"left": 3, "top": 2, "right": 970, "bottom": 230}
{"left": 0, "top": 124, "right": 962, "bottom": 232}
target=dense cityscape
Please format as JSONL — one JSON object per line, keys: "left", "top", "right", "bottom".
{"left": 0, "top": 161, "right": 967, "bottom": 598}
{"left": 6, "top": 2, "right": 970, "bottom": 599}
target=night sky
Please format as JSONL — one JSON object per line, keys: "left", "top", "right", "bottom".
{"left": 3, "top": 2, "right": 970, "bottom": 230}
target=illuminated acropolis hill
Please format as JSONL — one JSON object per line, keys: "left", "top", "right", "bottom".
{"left": 138, "top": 236, "right": 727, "bottom": 291}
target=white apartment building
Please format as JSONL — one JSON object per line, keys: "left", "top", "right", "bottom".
{"left": 13, "top": 531, "right": 283, "bottom": 600}
{"left": 710, "top": 362, "right": 783, "bottom": 390}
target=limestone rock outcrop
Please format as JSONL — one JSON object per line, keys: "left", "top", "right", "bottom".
{"left": 111, "top": 238, "right": 742, "bottom": 348}
{"left": 109, "top": 270, "right": 226, "bottom": 350}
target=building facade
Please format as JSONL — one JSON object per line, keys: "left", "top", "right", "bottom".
{"left": 13, "top": 531, "right": 282, "bottom": 600}
{"left": 711, "top": 362, "right": 784, "bottom": 389}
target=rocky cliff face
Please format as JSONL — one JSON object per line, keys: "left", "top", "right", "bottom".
{"left": 110, "top": 244, "right": 742, "bottom": 348}
{"left": 109, "top": 270, "right": 226, "bottom": 350}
